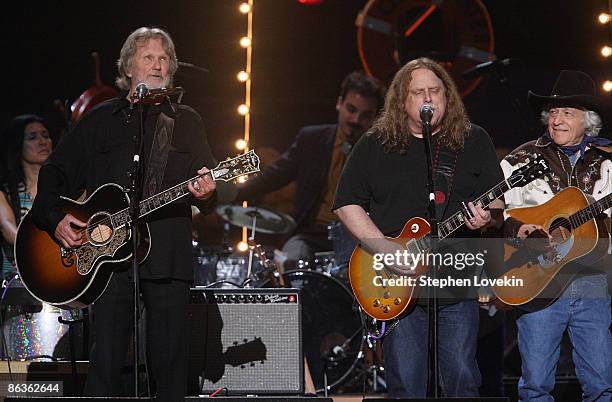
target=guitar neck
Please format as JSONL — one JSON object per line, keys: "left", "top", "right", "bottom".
{"left": 110, "top": 173, "right": 209, "bottom": 228}
{"left": 438, "top": 180, "right": 512, "bottom": 239}
{"left": 109, "top": 149, "right": 260, "bottom": 229}
{"left": 570, "top": 193, "right": 612, "bottom": 229}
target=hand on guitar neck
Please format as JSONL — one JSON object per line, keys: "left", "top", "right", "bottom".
{"left": 186, "top": 166, "right": 216, "bottom": 201}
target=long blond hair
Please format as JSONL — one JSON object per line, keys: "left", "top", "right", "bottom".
{"left": 372, "top": 58, "right": 470, "bottom": 153}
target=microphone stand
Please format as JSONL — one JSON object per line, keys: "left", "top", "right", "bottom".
{"left": 421, "top": 116, "right": 439, "bottom": 397}
{"left": 127, "top": 95, "right": 146, "bottom": 397}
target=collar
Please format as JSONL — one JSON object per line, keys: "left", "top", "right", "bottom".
{"left": 111, "top": 90, "right": 178, "bottom": 118}
{"left": 535, "top": 130, "right": 612, "bottom": 159}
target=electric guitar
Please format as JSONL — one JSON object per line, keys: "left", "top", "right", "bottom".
{"left": 348, "top": 155, "right": 549, "bottom": 321}
{"left": 491, "top": 186, "right": 611, "bottom": 311}
{"left": 15, "top": 150, "right": 260, "bottom": 309}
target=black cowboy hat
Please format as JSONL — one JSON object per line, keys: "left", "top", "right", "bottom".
{"left": 528, "top": 70, "right": 611, "bottom": 125}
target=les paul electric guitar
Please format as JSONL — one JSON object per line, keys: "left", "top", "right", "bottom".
{"left": 15, "top": 150, "right": 260, "bottom": 309}
{"left": 348, "top": 155, "right": 549, "bottom": 321}
{"left": 491, "top": 186, "right": 611, "bottom": 311}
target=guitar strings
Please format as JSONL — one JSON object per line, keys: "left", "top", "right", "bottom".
{"left": 69, "top": 172, "right": 210, "bottom": 239}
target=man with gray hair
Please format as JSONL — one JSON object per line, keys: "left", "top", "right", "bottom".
{"left": 500, "top": 70, "right": 612, "bottom": 401}
{"left": 31, "top": 27, "right": 217, "bottom": 400}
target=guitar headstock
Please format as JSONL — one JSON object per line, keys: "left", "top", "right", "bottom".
{"left": 211, "top": 150, "right": 260, "bottom": 182}
{"left": 223, "top": 337, "right": 267, "bottom": 367}
{"left": 507, "top": 153, "right": 550, "bottom": 188}
{"left": 248, "top": 239, "right": 272, "bottom": 269}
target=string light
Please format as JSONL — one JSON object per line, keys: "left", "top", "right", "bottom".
{"left": 235, "top": 139, "right": 248, "bottom": 150}
{"left": 238, "top": 0, "right": 254, "bottom": 251}
{"left": 597, "top": 3, "right": 612, "bottom": 93}
{"left": 239, "top": 36, "right": 252, "bottom": 48}
{"left": 237, "top": 70, "right": 250, "bottom": 82}
{"left": 239, "top": 2, "right": 251, "bottom": 14}
{"left": 237, "top": 104, "right": 249, "bottom": 115}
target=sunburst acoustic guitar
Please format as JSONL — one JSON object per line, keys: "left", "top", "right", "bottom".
{"left": 15, "top": 151, "right": 260, "bottom": 309}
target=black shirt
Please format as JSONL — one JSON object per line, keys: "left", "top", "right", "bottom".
{"left": 333, "top": 124, "right": 503, "bottom": 236}
{"left": 332, "top": 124, "right": 504, "bottom": 302}
{"left": 31, "top": 94, "right": 217, "bottom": 280}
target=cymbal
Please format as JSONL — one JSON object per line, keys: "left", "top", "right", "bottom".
{"left": 216, "top": 204, "right": 296, "bottom": 234}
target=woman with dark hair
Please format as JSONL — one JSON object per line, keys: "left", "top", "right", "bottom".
{"left": 0, "top": 114, "right": 53, "bottom": 279}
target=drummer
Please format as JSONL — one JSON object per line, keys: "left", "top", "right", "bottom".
{"left": 230, "top": 71, "right": 385, "bottom": 269}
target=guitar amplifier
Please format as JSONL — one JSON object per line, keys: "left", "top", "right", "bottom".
{"left": 186, "top": 287, "right": 303, "bottom": 395}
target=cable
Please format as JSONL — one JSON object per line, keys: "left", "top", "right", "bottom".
{"left": 209, "top": 386, "right": 228, "bottom": 397}
{"left": 0, "top": 274, "right": 19, "bottom": 382}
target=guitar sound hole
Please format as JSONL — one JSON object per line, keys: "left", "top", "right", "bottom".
{"left": 88, "top": 212, "right": 114, "bottom": 245}
{"left": 550, "top": 218, "right": 572, "bottom": 243}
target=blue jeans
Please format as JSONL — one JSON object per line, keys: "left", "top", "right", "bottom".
{"left": 382, "top": 300, "right": 481, "bottom": 397}
{"left": 517, "top": 274, "right": 612, "bottom": 402}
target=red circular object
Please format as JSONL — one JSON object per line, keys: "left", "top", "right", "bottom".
{"left": 434, "top": 190, "right": 446, "bottom": 205}
{"left": 356, "top": 0, "right": 495, "bottom": 97}
{"left": 298, "top": 0, "right": 323, "bottom": 5}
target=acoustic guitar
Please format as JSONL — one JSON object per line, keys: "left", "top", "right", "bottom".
{"left": 348, "top": 155, "right": 549, "bottom": 321}
{"left": 15, "top": 150, "right": 260, "bottom": 309}
{"left": 491, "top": 186, "right": 610, "bottom": 311}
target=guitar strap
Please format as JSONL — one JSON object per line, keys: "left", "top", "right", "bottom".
{"left": 433, "top": 138, "right": 460, "bottom": 221}
{"left": 143, "top": 111, "right": 175, "bottom": 198}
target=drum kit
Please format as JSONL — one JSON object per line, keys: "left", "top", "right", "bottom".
{"left": 192, "top": 204, "right": 384, "bottom": 393}
{"left": 0, "top": 275, "right": 85, "bottom": 361}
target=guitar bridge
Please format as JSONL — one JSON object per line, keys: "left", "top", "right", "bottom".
{"left": 60, "top": 246, "right": 75, "bottom": 267}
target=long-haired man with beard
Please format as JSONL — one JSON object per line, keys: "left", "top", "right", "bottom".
{"left": 333, "top": 58, "right": 505, "bottom": 397}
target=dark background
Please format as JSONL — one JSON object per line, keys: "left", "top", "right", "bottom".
{"left": 3, "top": 0, "right": 611, "bottom": 159}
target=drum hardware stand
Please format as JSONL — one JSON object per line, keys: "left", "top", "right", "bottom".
{"left": 0, "top": 274, "right": 19, "bottom": 379}
{"left": 350, "top": 312, "right": 388, "bottom": 395}
{"left": 243, "top": 209, "right": 259, "bottom": 288}
{"left": 320, "top": 324, "right": 363, "bottom": 397}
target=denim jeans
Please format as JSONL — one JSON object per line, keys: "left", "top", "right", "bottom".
{"left": 382, "top": 300, "right": 481, "bottom": 397}
{"left": 517, "top": 274, "right": 612, "bottom": 402}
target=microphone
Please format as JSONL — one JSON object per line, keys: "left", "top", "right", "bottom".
{"left": 461, "top": 58, "right": 521, "bottom": 79}
{"left": 322, "top": 344, "right": 347, "bottom": 362}
{"left": 331, "top": 345, "right": 346, "bottom": 358}
{"left": 135, "top": 83, "right": 149, "bottom": 100}
{"left": 420, "top": 103, "right": 434, "bottom": 124}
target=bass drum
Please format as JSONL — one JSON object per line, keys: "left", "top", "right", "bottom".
{"left": 260, "top": 270, "right": 364, "bottom": 393}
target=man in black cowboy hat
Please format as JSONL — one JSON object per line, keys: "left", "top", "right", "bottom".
{"left": 500, "top": 70, "right": 612, "bottom": 401}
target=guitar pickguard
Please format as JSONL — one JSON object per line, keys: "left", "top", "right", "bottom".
{"left": 536, "top": 235, "right": 574, "bottom": 268}
{"left": 75, "top": 228, "right": 128, "bottom": 275}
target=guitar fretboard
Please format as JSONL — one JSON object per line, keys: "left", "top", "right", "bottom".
{"left": 110, "top": 176, "right": 203, "bottom": 229}
{"left": 569, "top": 193, "right": 612, "bottom": 228}
{"left": 438, "top": 180, "right": 512, "bottom": 239}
